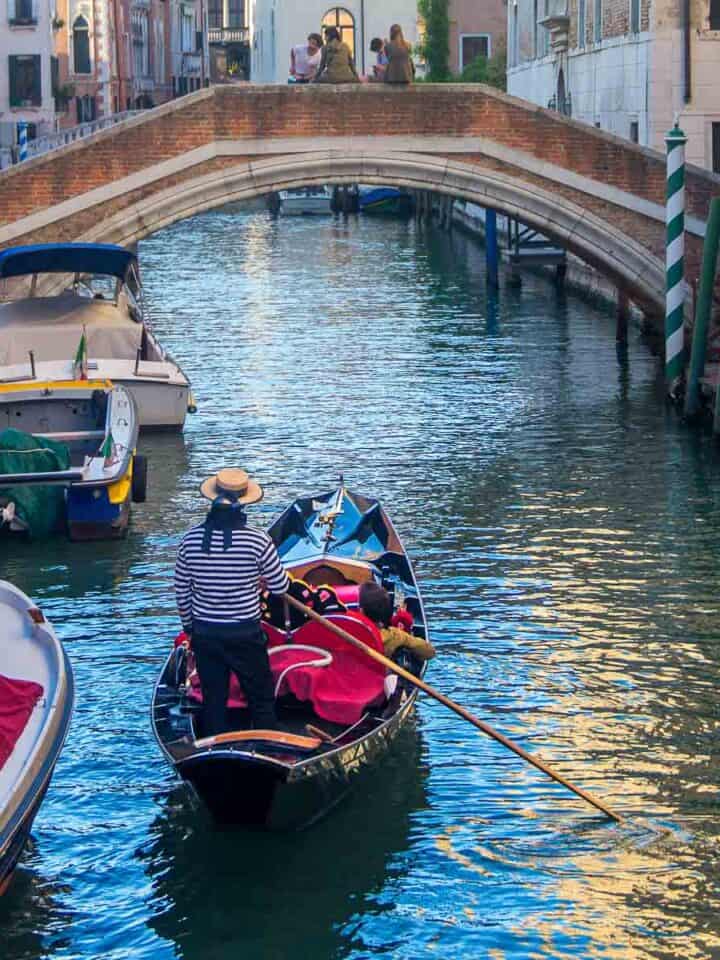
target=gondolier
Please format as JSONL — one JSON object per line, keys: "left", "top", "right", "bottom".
{"left": 174, "top": 468, "right": 289, "bottom": 735}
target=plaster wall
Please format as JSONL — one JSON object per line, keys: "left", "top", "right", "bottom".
{"left": 0, "top": 4, "right": 55, "bottom": 130}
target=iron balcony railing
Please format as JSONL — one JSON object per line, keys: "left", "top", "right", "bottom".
{"left": 208, "top": 26, "right": 249, "bottom": 43}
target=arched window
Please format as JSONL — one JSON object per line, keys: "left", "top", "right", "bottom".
{"left": 321, "top": 7, "right": 355, "bottom": 58}
{"left": 73, "top": 15, "right": 91, "bottom": 75}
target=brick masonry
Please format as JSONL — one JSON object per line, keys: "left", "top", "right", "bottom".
{"left": 0, "top": 83, "right": 718, "bottom": 313}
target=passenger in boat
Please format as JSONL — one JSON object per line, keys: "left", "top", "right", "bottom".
{"left": 174, "top": 469, "right": 289, "bottom": 735}
{"left": 289, "top": 33, "right": 323, "bottom": 83}
{"left": 313, "top": 27, "right": 360, "bottom": 83}
{"left": 358, "top": 581, "right": 436, "bottom": 660}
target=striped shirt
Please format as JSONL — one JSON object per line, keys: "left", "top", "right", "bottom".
{"left": 174, "top": 522, "right": 289, "bottom": 631}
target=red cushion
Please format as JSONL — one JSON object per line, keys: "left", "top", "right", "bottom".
{"left": 333, "top": 584, "right": 360, "bottom": 606}
{"left": 0, "top": 674, "right": 44, "bottom": 771}
{"left": 185, "top": 613, "right": 387, "bottom": 724}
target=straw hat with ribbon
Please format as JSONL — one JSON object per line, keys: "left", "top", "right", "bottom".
{"left": 199, "top": 468, "right": 263, "bottom": 505}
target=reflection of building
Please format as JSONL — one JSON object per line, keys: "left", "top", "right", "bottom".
{"left": 209, "top": 0, "right": 249, "bottom": 81}
{"left": 448, "top": 0, "right": 506, "bottom": 74}
{"left": 507, "top": 0, "right": 720, "bottom": 171}
{"left": 1, "top": 0, "right": 56, "bottom": 143}
{"left": 250, "top": 0, "right": 420, "bottom": 82}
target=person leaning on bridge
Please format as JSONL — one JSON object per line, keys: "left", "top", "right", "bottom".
{"left": 313, "top": 26, "right": 360, "bottom": 83}
{"left": 384, "top": 24, "right": 415, "bottom": 85}
{"left": 174, "top": 468, "right": 289, "bottom": 735}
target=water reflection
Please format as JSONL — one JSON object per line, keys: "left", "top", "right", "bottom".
{"left": 141, "top": 726, "right": 428, "bottom": 960}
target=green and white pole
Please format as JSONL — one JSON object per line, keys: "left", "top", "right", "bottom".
{"left": 665, "top": 122, "right": 687, "bottom": 387}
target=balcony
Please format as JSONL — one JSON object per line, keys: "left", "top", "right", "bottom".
{"left": 182, "top": 52, "right": 202, "bottom": 76}
{"left": 208, "top": 26, "right": 248, "bottom": 44}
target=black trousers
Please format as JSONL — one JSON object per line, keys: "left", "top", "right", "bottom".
{"left": 192, "top": 620, "right": 277, "bottom": 736}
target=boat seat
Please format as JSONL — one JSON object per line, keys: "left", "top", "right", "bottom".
{"left": 183, "top": 613, "right": 386, "bottom": 724}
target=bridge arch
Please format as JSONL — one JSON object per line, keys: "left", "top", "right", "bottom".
{"left": 72, "top": 152, "right": 665, "bottom": 315}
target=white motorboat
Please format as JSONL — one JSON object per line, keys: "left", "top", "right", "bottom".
{"left": 278, "top": 186, "right": 334, "bottom": 215}
{"left": 0, "top": 243, "right": 193, "bottom": 431}
{"left": 0, "top": 581, "right": 73, "bottom": 895}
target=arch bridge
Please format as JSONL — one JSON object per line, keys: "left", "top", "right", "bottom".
{"left": 0, "top": 84, "right": 718, "bottom": 321}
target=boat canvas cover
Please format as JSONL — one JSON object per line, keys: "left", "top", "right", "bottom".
{"left": 0, "top": 675, "right": 43, "bottom": 771}
{"left": 0, "top": 295, "right": 142, "bottom": 367}
{"left": 0, "top": 429, "right": 70, "bottom": 538}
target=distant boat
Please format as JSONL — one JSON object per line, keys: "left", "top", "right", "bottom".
{"left": 276, "top": 186, "right": 334, "bottom": 215}
{"left": 0, "top": 380, "right": 144, "bottom": 541}
{"left": 358, "top": 186, "right": 414, "bottom": 217}
{"left": 0, "top": 244, "right": 193, "bottom": 431}
{"left": 0, "top": 581, "right": 73, "bottom": 896}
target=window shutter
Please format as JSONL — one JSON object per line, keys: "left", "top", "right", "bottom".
{"left": 31, "top": 0, "right": 37, "bottom": 21}
{"left": 9, "top": 56, "right": 18, "bottom": 107}
{"left": 32, "top": 55, "right": 41, "bottom": 105}
{"left": 8, "top": 0, "right": 16, "bottom": 21}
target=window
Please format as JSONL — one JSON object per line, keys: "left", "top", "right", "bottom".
{"left": 228, "top": 0, "right": 243, "bottom": 28}
{"left": 10, "top": 0, "right": 35, "bottom": 23}
{"left": 321, "top": 7, "right": 355, "bottom": 58}
{"left": 630, "top": 0, "right": 640, "bottom": 32}
{"left": 594, "top": 0, "right": 602, "bottom": 41}
{"left": 181, "top": 10, "right": 194, "bottom": 52}
{"left": 543, "top": 0, "right": 550, "bottom": 53}
{"left": 630, "top": 120, "right": 639, "bottom": 142}
{"left": 713, "top": 123, "right": 720, "bottom": 173}
{"left": 512, "top": 2, "right": 519, "bottom": 66}
{"left": 460, "top": 34, "right": 490, "bottom": 69}
{"left": 9, "top": 54, "right": 41, "bottom": 106}
{"left": 72, "top": 15, "right": 91, "bottom": 74}
{"left": 208, "top": 0, "right": 222, "bottom": 28}
{"left": 132, "top": 9, "right": 149, "bottom": 78}
{"left": 711, "top": 0, "right": 720, "bottom": 28}
{"left": 75, "top": 94, "right": 96, "bottom": 122}
{"left": 578, "top": 0, "right": 586, "bottom": 47}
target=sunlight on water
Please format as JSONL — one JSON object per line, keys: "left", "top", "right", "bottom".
{"left": 2, "top": 210, "right": 720, "bottom": 959}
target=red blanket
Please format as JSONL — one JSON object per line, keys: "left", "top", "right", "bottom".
{"left": 184, "top": 612, "right": 387, "bottom": 726}
{"left": 0, "top": 674, "right": 44, "bottom": 771}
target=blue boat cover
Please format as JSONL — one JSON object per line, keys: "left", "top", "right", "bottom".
{"left": 0, "top": 243, "right": 136, "bottom": 280}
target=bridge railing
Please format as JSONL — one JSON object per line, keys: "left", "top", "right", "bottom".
{"left": 0, "top": 110, "right": 144, "bottom": 169}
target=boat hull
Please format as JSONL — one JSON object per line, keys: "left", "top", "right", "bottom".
{"left": 175, "top": 691, "right": 418, "bottom": 830}
{"left": 114, "top": 379, "right": 189, "bottom": 432}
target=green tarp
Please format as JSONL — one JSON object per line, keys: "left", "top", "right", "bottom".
{"left": 0, "top": 429, "right": 71, "bottom": 539}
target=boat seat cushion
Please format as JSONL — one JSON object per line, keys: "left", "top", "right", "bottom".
{"left": 0, "top": 674, "right": 44, "bottom": 771}
{"left": 185, "top": 613, "right": 387, "bottom": 724}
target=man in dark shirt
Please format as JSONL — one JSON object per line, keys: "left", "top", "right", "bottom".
{"left": 175, "top": 468, "right": 289, "bottom": 735}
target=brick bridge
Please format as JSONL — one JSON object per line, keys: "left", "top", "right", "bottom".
{"left": 1, "top": 84, "right": 718, "bottom": 320}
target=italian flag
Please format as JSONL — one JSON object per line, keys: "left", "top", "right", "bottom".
{"left": 74, "top": 328, "right": 88, "bottom": 379}
{"left": 100, "top": 431, "right": 115, "bottom": 465}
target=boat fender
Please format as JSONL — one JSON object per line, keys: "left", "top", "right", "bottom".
{"left": 1, "top": 501, "right": 16, "bottom": 526}
{"left": 187, "top": 392, "right": 198, "bottom": 414}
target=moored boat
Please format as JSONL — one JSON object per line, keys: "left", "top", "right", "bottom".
{"left": 152, "top": 484, "right": 428, "bottom": 829}
{"left": 0, "top": 379, "right": 144, "bottom": 541}
{"left": 358, "top": 186, "right": 414, "bottom": 217}
{"left": 0, "top": 581, "right": 74, "bottom": 896}
{"left": 277, "top": 186, "right": 334, "bottom": 215}
{"left": 0, "top": 243, "right": 193, "bottom": 431}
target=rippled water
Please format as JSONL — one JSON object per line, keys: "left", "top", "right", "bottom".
{"left": 2, "top": 209, "right": 720, "bottom": 960}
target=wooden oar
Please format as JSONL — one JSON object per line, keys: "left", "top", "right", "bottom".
{"left": 285, "top": 594, "right": 624, "bottom": 824}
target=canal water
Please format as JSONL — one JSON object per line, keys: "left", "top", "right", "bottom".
{"left": 2, "top": 210, "right": 720, "bottom": 960}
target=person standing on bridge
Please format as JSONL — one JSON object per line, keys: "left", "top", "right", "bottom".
{"left": 289, "top": 33, "right": 323, "bottom": 83}
{"left": 313, "top": 26, "right": 360, "bottom": 83}
{"left": 384, "top": 24, "right": 415, "bottom": 85}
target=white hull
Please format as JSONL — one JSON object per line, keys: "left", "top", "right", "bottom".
{"left": 0, "top": 359, "right": 190, "bottom": 431}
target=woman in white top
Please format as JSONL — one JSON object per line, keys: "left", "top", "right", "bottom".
{"left": 290, "top": 33, "right": 323, "bottom": 83}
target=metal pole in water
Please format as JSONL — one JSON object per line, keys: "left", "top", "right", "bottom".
{"left": 664, "top": 122, "right": 687, "bottom": 389}
{"left": 17, "top": 121, "right": 28, "bottom": 163}
{"left": 685, "top": 197, "right": 720, "bottom": 420}
{"left": 486, "top": 208, "right": 499, "bottom": 288}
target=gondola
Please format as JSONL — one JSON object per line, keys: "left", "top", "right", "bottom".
{"left": 0, "top": 581, "right": 74, "bottom": 895}
{"left": 152, "top": 485, "right": 429, "bottom": 830}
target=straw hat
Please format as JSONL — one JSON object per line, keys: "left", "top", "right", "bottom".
{"left": 200, "top": 468, "right": 263, "bottom": 504}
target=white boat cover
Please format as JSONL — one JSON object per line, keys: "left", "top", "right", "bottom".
{"left": 0, "top": 294, "right": 142, "bottom": 366}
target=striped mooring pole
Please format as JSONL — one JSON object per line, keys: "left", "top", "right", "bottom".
{"left": 664, "top": 122, "right": 687, "bottom": 387}
{"left": 17, "top": 121, "right": 28, "bottom": 163}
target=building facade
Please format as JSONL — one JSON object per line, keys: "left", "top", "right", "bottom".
{"left": 448, "top": 0, "right": 506, "bottom": 74}
{"left": 507, "top": 0, "right": 720, "bottom": 170}
{"left": 208, "top": 0, "right": 249, "bottom": 81}
{"left": 1, "top": 0, "right": 56, "bottom": 147}
{"left": 251, "top": 0, "right": 421, "bottom": 82}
